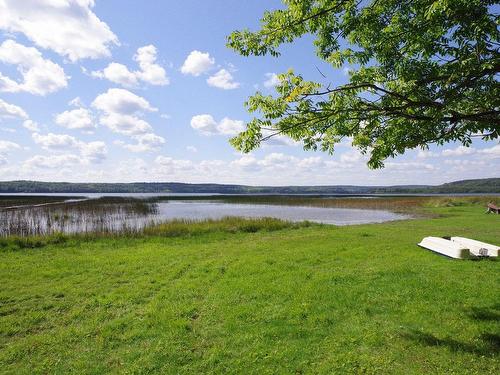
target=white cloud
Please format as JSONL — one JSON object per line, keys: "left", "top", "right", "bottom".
{"left": 92, "top": 89, "right": 157, "bottom": 136}
{"left": 33, "top": 132, "right": 79, "bottom": 150}
{"left": 417, "top": 149, "right": 439, "bottom": 159}
{"left": 69, "top": 97, "right": 85, "bottom": 107}
{"left": 385, "top": 161, "right": 435, "bottom": 171}
{"left": 91, "top": 45, "right": 168, "bottom": 87}
{"left": 79, "top": 141, "right": 107, "bottom": 162}
{"left": 263, "top": 73, "right": 280, "bottom": 88}
{"left": 0, "top": 0, "right": 118, "bottom": 62}
{"left": 0, "top": 98, "right": 28, "bottom": 119}
{"left": 217, "top": 117, "right": 245, "bottom": 135}
{"left": 55, "top": 108, "right": 95, "bottom": 130}
{"left": 190, "top": 115, "right": 244, "bottom": 136}
{"left": 181, "top": 50, "right": 214, "bottom": 76}
{"left": 116, "top": 133, "right": 165, "bottom": 153}
{"left": 340, "top": 150, "right": 363, "bottom": 164}
{"left": 0, "top": 140, "right": 20, "bottom": 154}
{"left": 479, "top": 144, "right": 500, "bottom": 158}
{"left": 207, "top": 69, "right": 239, "bottom": 89}
{"left": 24, "top": 154, "right": 82, "bottom": 169}
{"left": 32, "top": 132, "right": 107, "bottom": 162}
{"left": 23, "top": 120, "right": 40, "bottom": 132}
{"left": 190, "top": 114, "right": 218, "bottom": 135}
{"left": 155, "top": 156, "right": 193, "bottom": 172}
{"left": 186, "top": 146, "right": 198, "bottom": 153}
{"left": 442, "top": 145, "right": 475, "bottom": 156}
{"left": 134, "top": 45, "right": 169, "bottom": 85}
{"left": 0, "top": 40, "right": 68, "bottom": 95}
{"left": 99, "top": 113, "right": 152, "bottom": 136}
{"left": 92, "top": 62, "right": 138, "bottom": 87}
{"left": 92, "top": 88, "right": 157, "bottom": 114}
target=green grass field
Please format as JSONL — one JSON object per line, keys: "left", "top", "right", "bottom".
{"left": 0, "top": 205, "right": 499, "bottom": 374}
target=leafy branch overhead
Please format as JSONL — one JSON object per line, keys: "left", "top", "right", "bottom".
{"left": 227, "top": 0, "right": 500, "bottom": 168}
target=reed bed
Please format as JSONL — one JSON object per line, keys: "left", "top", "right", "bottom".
{"left": 0, "top": 197, "right": 158, "bottom": 237}
{"left": 0, "top": 216, "right": 313, "bottom": 251}
{"left": 0, "top": 195, "right": 80, "bottom": 208}
{"left": 213, "top": 195, "right": 498, "bottom": 213}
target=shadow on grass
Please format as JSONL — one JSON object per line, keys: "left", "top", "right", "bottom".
{"left": 401, "top": 329, "right": 499, "bottom": 356}
{"left": 467, "top": 305, "right": 500, "bottom": 322}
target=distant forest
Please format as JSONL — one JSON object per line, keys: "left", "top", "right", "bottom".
{"left": 0, "top": 178, "right": 498, "bottom": 194}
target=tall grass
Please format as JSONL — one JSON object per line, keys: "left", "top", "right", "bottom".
{"left": 0, "top": 197, "right": 158, "bottom": 237}
{"left": 0, "top": 217, "right": 314, "bottom": 251}
{"left": 214, "top": 195, "right": 498, "bottom": 212}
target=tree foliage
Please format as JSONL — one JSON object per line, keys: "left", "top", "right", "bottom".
{"left": 227, "top": 0, "right": 500, "bottom": 168}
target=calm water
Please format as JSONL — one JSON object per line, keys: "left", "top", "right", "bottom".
{"left": 156, "top": 201, "right": 408, "bottom": 225}
{"left": 0, "top": 195, "right": 411, "bottom": 236}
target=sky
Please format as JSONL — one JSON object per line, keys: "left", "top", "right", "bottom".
{"left": 0, "top": 0, "right": 498, "bottom": 186}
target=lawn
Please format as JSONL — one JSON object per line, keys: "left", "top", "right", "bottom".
{"left": 0, "top": 205, "right": 499, "bottom": 374}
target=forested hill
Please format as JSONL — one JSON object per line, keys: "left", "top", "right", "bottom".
{"left": 0, "top": 178, "right": 498, "bottom": 194}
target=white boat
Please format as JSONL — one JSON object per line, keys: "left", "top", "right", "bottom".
{"left": 418, "top": 237, "right": 474, "bottom": 259}
{"left": 450, "top": 237, "right": 499, "bottom": 257}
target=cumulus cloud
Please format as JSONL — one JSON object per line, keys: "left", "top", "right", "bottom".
{"left": 442, "top": 145, "right": 475, "bottom": 157}
{"left": 134, "top": 45, "right": 169, "bottom": 85}
{"left": 92, "top": 89, "right": 157, "bottom": 135}
{"left": 263, "top": 73, "right": 280, "bottom": 88}
{"left": 0, "top": 140, "right": 21, "bottom": 154}
{"left": 115, "top": 133, "right": 165, "bottom": 153}
{"left": 32, "top": 132, "right": 107, "bottom": 162}
{"left": 32, "top": 132, "right": 80, "bottom": 150}
{"left": 55, "top": 108, "right": 95, "bottom": 130}
{"left": 190, "top": 115, "right": 244, "bottom": 136}
{"left": 22, "top": 120, "right": 40, "bottom": 132}
{"left": 79, "top": 141, "right": 107, "bottom": 162}
{"left": 23, "top": 154, "right": 82, "bottom": 169}
{"left": 92, "top": 88, "right": 157, "bottom": 114}
{"left": 0, "top": 0, "right": 118, "bottom": 62}
{"left": 92, "top": 45, "right": 168, "bottom": 87}
{"left": 479, "top": 144, "right": 500, "bottom": 157}
{"left": 0, "top": 40, "right": 68, "bottom": 95}
{"left": 91, "top": 88, "right": 163, "bottom": 149}
{"left": 99, "top": 113, "right": 152, "bottom": 136}
{"left": 207, "top": 69, "right": 239, "bottom": 89}
{"left": 417, "top": 149, "right": 439, "bottom": 159}
{"left": 181, "top": 50, "right": 214, "bottom": 76}
{"left": 0, "top": 98, "right": 28, "bottom": 119}
{"left": 155, "top": 156, "right": 193, "bottom": 171}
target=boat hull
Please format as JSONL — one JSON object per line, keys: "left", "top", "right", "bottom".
{"left": 418, "top": 237, "right": 473, "bottom": 259}
{"left": 450, "top": 237, "right": 499, "bottom": 257}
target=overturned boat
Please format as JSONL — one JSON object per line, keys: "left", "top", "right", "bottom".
{"left": 418, "top": 237, "right": 474, "bottom": 259}
{"left": 450, "top": 237, "right": 499, "bottom": 257}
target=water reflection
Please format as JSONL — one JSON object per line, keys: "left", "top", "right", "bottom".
{"left": 0, "top": 197, "right": 409, "bottom": 237}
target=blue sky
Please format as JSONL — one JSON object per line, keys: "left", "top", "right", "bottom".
{"left": 0, "top": 0, "right": 498, "bottom": 186}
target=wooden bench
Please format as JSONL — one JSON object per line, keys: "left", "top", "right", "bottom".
{"left": 486, "top": 203, "right": 500, "bottom": 214}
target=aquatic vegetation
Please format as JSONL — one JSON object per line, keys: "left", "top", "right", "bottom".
{"left": 0, "top": 197, "right": 159, "bottom": 237}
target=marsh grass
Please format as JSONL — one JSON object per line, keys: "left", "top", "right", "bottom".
{"left": 0, "top": 217, "right": 314, "bottom": 251}
{"left": 0, "top": 197, "right": 158, "bottom": 237}
{"left": 0, "top": 195, "right": 80, "bottom": 208}
{"left": 209, "top": 195, "right": 498, "bottom": 213}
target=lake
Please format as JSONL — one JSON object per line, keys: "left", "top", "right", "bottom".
{"left": 156, "top": 200, "right": 407, "bottom": 225}
{"left": 0, "top": 194, "right": 411, "bottom": 236}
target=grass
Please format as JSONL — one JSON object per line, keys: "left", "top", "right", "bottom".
{"left": 0, "top": 204, "right": 499, "bottom": 374}
{"left": 214, "top": 195, "right": 499, "bottom": 214}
